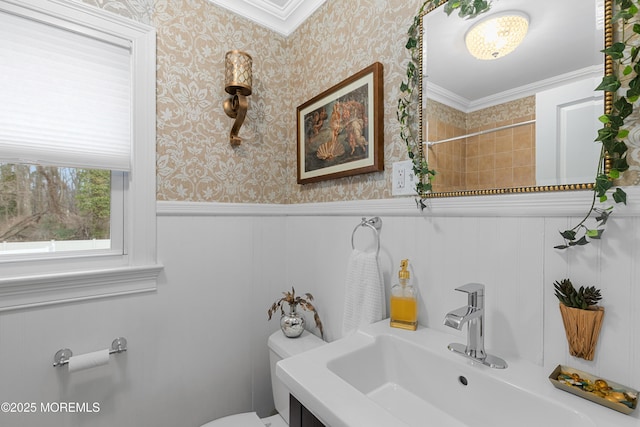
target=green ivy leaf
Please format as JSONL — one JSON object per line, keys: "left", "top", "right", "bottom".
{"left": 613, "top": 97, "right": 633, "bottom": 119}
{"left": 569, "top": 236, "right": 590, "bottom": 246}
{"left": 595, "top": 75, "right": 622, "bottom": 92}
{"left": 608, "top": 169, "right": 620, "bottom": 180}
{"left": 602, "top": 42, "right": 626, "bottom": 60}
{"left": 560, "top": 230, "right": 577, "bottom": 241}
{"left": 595, "top": 174, "right": 613, "bottom": 198}
{"left": 613, "top": 188, "right": 628, "bottom": 205}
{"left": 611, "top": 140, "right": 629, "bottom": 156}
{"left": 595, "top": 127, "right": 617, "bottom": 142}
{"left": 595, "top": 208, "right": 612, "bottom": 225}
{"left": 628, "top": 75, "right": 640, "bottom": 99}
{"left": 632, "top": 46, "right": 640, "bottom": 63}
{"left": 621, "top": 0, "right": 634, "bottom": 9}
{"left": 586, "top": 229, "right": 604, "bottom": 239}
{"left": 611, "top": 158, "right": 630, "bottom": 173}
{"left": 608, "top": 114, "right": 625, "bottom": 128}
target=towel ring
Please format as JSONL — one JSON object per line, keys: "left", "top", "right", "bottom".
{"left": 351, "top": 217, "right": 382, "bottom": 255}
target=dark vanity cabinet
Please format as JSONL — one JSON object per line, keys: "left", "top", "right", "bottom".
{"left": 290, "top": 395, "right": 326, "bottom": 427}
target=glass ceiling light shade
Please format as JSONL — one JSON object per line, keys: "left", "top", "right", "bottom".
{"left": 465, "top": 12, "right": 529, "bottom": 60}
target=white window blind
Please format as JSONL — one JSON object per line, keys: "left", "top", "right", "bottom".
{"left": 0, "top": 9, "right": 132, "bottom": 171}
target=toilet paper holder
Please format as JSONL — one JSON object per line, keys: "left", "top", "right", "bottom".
{"left": 53, "top": 337, "right": 128, "bottom": 367}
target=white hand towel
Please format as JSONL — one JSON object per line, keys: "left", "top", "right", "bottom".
{"left": 342, "top": 249, "right": 385, "bottom": 336}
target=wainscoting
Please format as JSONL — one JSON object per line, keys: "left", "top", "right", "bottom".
{"left": 159, "top": 187, "right": 640, "bottom": 423}
{"left": 0, "top": 189, "right": 637, "bottom": 427}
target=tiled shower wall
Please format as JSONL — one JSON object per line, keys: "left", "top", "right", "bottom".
{"left": 427, "top": 97, "right": 536, "bottom": 193}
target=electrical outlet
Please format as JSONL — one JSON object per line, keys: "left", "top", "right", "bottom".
{"left": 396, "top": 167, "right": 405, "bottom": 189}
{"left": 392, "top": 160, "right": 417, "bottom": 196}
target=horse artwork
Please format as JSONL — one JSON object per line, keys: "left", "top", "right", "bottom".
{"left": 297, "top": 63, "right": 384, "bottom": 184}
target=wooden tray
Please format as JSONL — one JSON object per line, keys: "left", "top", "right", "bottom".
{"left": 549, "top": 365, "right": 638, "bottom": 415}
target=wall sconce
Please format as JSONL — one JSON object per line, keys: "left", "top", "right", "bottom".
{"left": 465, "top": 12, "right": 529, "bottom": 60}
{"left": 223, "top": 50, "right": 253, "bottom": 146}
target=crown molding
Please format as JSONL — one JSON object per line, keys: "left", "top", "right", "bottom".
{"left": 209, "top": 0, "right": 325, "bottom": 37}
{"left": 429, "top": 65, "right": 603, "bottom": 113}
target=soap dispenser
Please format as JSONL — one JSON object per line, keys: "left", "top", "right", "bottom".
{"left": 390, "top": 259, "right": 418, "bottom": 330}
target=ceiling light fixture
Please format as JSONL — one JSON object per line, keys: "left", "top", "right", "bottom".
{"left": 465, "top": 12, "right": 529, "bottom": 60}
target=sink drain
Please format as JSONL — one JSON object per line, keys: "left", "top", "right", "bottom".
{"left": 458, "top": 375, "right": 468, "bottom": 386}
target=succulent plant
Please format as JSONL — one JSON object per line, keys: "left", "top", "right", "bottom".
{"left": 268, "top": 287, "right": 324, "bottom": 339}
{"left": 554, "top": 279, "right": 602, "bottom": 310}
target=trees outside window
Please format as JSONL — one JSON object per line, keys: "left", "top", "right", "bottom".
{"left": 0, "top": 165, "right": 110, "bottom": 247}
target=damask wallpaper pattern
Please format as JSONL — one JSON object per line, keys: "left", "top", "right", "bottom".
{"left": 81, "top": 0, "right": 640, "bottom": 203}
{"left": 153, "top": 0, "right": 294, "bottom": 203}
{"left": 81, "top": 0, "right": 416, "bottom": 204}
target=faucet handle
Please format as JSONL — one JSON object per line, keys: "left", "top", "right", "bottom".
{"left": 455, "top": 283, "right": 484, "bottom": 295}
{"left": 455, "top": 283, "right": 484, "bottom": 308}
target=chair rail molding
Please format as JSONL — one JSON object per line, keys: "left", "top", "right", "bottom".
{"left": 157, "top": 186, "right": 640, "bottom": 218}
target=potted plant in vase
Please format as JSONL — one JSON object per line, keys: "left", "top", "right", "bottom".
{"left": 554, "top": 279, "right": 604, "bottom": 361}
{"left": 268, "top": 287, "right": 324, "bottom": 339}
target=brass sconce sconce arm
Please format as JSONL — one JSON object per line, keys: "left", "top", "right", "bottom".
{"left": 223, "top": 93, "right": 248, "bottom": 146}
{"left": 224, "top": 50, "right": 252, "bottom": 146}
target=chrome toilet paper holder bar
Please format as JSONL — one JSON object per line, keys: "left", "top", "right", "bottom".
{"left": 53, "top": 337, "right": 128, "bottom": 367}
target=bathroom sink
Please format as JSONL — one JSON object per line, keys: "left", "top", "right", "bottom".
{"left": 326, "top": 334, "right": 587, "bottom": 426}
{"left": 277, "top": 321, "right": 636, "bottom": 427}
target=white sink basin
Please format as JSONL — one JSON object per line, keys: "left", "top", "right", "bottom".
{"left": 327, "top": 334, "right": 588, "bottom": 426}
{"left": 277, "top": 321, "right": 637, "bottom": 427}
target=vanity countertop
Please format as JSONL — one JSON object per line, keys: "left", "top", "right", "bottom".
{"left": 277, "top": 320, "right": 640, "bottom": 427}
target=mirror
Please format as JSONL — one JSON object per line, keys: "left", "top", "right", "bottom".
{"left": 420, "top": 0, "right": 611, "bottom": 196}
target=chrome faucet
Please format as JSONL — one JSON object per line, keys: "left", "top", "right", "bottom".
{"left": 443, "top": 283, "right": 507, "bottom": 369}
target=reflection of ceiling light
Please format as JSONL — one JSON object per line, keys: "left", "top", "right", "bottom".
{"left": 465, "top": 12, "right": 529, "bottom": 60}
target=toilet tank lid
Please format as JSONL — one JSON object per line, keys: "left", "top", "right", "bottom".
{"left": 268, "top": 330, "right": 324, "bottom": 359}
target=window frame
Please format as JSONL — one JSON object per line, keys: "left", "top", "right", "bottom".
{"left": 0, "top": 0, "right": 161, "bottom": 311}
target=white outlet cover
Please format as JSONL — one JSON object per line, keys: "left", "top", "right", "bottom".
{"left": 392, "top": 160, "right": 417, "bottom": 196}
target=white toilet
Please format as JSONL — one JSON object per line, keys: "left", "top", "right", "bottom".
{"left": 201, "top": 329, "right": 325, "bottom": 427}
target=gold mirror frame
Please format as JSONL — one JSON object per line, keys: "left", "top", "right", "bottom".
{"left": 417, "top": 0, "right": 613, "bottom": 198}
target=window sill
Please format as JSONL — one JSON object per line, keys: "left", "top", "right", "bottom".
{"left": 0, "top": 264, "right": 163, "bottom": 311}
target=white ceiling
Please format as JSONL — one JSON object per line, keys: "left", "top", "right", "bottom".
{"left": 210, "top": 0, "right": 326, "bottom": 37}
{"left": 425, "top": 0, "right": 604, "bottom": 111}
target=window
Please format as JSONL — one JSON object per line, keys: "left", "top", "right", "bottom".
{"left": 0, "top": 0, "right": 161, "bottom": 311}
{"left": 0, "top": 165, "right": 119, "bottom": 255}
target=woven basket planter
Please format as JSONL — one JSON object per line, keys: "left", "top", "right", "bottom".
{"left": 559, "top": 304, "right": 605, "bottom": 361}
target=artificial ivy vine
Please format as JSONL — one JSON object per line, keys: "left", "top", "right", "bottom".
{"left": 397, "top": 0, "right": 491, "bottom": 204}
{"left": 555, "top": 0, "right": 636, "bottom": 249}
{"left": 397, "top": 0, "right": 635, "bottom": 249}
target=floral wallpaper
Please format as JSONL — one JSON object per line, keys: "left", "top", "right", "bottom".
{"left": 286, "top": 0, "right": 417, "bottom": 203}
{"left": 82, "top": 0, "right": 640, "bottom": 203}
{"left": 81, "top": 0, "right": 416, "bottom": 204}
{"left": 616, "top": 21, "right": 640, "bottom": 186}
{"left": 153, "top": 0, "right": 293, "bottom": 203}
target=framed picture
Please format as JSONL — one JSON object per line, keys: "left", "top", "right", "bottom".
{"left": 297, "top": 62, "right": 384, "bottom": 184}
